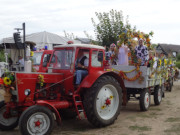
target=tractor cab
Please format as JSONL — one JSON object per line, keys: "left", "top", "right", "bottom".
{"left": 32, "top": 50, "right": 53, "bottom": 72}
{"left": 48, "top": 44, "right": 105, "bottom": 93}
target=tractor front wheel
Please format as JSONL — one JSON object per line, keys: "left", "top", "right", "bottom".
{"left": 0, "top": 101, "right": 19, "bottom": 131}
{"left": 83, "top": 75, "right": 122, "bottom": 127}
{"left": 19, "top": 105, "right": 55, "bottom": 135}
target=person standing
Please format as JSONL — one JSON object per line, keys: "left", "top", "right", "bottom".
{"left": 135, "top": 39, "right": 149, "bottom": 66}
{"left": 18, "top": 56, "right": 24, "bottom": 71}
{"left": 108, "top": 43, "right": 117, "bottom": 65}
{"left": 117, "top": 43, "right": 129, "bottom": 66}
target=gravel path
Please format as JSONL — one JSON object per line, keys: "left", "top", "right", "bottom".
{"left": 0, "top": 80, "right": 180, "bottom": 135}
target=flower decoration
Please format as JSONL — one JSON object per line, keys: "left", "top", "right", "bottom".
{"left": 30, "top": 51, "right": 34, "bottom": 57}
{"left": 157, "top": 59, "right": 162, "bottom": 67}
{"left": 119, "top": 70, "right": 142, "bottom": 82}
{"left": 0, "top": 78, "right": 3, "bottom": 85}
{"left": 164, "top": 59, "right": 167, "bottom": 66}
{"left": 118, "top": 28, "right": 154, "bottom": 66}
{"left": 38, "top": 74, "right": 44, "bottom": 87}
{"left": 3, "top": 77, "right": 12, "bottom": 86}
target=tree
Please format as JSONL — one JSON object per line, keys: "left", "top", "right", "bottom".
{"left": 84, "top": 31, "right": 100, "bottom": 45}
{"left": 64, "top": 30, "right": 76, "bottom": 39}
{"left": 0, "top": 50, "right": 5, "bottom": 62}
{"left": 176, "top": 53, "right": 180, "bottom": 61}
{"left": 92, "top": 9, "right": 132, "bottom": 47}
{"left": 151, "top": 44, "right": 158, "bottom": 50}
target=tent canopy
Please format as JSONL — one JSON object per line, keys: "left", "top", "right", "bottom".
{"left": 1, "top": 31, "right": 80, "bottom": 50}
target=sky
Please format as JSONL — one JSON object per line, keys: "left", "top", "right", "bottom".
{"left": 0, "top": 0, "right": 180, "bottom": 45}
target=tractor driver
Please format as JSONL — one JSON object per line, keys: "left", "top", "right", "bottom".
{"left": 75, "top": 49, "right": 89, "bottom": 87}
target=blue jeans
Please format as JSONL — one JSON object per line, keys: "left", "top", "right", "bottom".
{"left": 75, "top": 70, "right": 88, "bottom": 85}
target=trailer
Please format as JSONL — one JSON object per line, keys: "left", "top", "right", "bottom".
{"left": 111, "top": 65, "right": 166, "bottom": 111}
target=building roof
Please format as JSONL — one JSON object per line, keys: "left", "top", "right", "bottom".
{"left": 156, "top": 44, "right": 180, "bottom": 55}
{"left": 0, "top": 31, "right": 81, "bottom": 49}
{"left": 76, "top": 38, "right": 91, "bottom": 44}
{"left": 54, "top": 44, "right": 105, "bottom": 50}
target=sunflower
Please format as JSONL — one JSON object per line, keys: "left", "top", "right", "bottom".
{"left": 3, "top": 77, "right": 12, "bottom": 86}
{"left": 164, "top": 59, "right": 167, "bottom": 66}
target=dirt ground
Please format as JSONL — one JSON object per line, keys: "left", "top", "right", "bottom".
{"left": 0, "top": 80, "right": 180, "bottom": 135}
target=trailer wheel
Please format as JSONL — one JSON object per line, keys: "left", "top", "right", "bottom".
{"left": 169, "top": 82, "right": 172, "bottom": 92}
{"left": 0, "top": 101, "right": 18, "bottom": 131}
{"left": 162, "top": 84, "right": 165, "bottom": 98}
{"left": 19, "top": 105, "right": 55, "bottom": 135}
{"left": 139, "top": 89, "right": 150, "bottom": 111}
{"left": 167, "top": 81, "right": 172, "bottom": 92}
{"left": 83, "top": 75, "right": 122, "bottom": 127}
{"left": 166, "top": 79, "right": 172, "bottom": 92}
{"left": 154, "top": 85, "right": 162, "bottom": 105}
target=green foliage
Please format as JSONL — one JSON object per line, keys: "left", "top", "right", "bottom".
{"left": 176, "top": 53, "right": 180, "bottom": 61}
{"left": 151, "top": 44, "right": 158, "bottom": 50}
{"left": 175, "top": 61, "right": 180, "bottom": 69}
{"left": 0, "top": 50, "right": 5, "bottom": 62}
{"left": 92, "top": 9, "right": 133, "bottom": 47}
{"left": 84, "top": 31, "right": 101, "bottom": 45}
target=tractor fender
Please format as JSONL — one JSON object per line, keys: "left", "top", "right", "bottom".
{"left": 77, "top": 71, "right": 127, "bottom": 105}
{"left": 79, "top": 70, "right": 126, "bottom": 90}
{"left": 36, "top": 100, "right": 61, "bottom": 125}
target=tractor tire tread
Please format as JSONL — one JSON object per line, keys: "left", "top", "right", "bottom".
{"left": 83, "top": 75, "right": 122, "bottom": 127}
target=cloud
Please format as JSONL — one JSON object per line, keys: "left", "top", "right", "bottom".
{"left": 0, "top": 0, "right": 180, "bottom": 44}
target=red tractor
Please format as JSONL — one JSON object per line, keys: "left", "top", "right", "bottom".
{"left": 32, "top": 50, "right": 54, "bottom": 72}
{"left": 0, "top": 44, "right": 126, "bottom": 135}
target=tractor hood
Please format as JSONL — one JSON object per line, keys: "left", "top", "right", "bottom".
{"left": 15, "top": 72, "right": 64, "bottom": 102}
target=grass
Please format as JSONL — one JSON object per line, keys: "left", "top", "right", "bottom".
{"left": 127, "top": 116, "right": 137, "bottom": 121}
{"left": 164, "top": 124, "right": 180, "bottom": 134}
{"left": 127, "top": 111, "right": 160, "bottom": 121}
{"left": 129, "top": 125, "right": 151, "bottom": 132}
{"left": 137, "top": 113, "right": 151, "bottom": 118}
{"left": 166, "top": 100, "right": 172, "bottom": 105}
{"left": 149, "top": 107, "right": 162, "bottom": 111}
{"left": 149, "top": 112, "right": 158, "bottom": 116}
{"left": 165, "top": 117, "right": 180, "bottom": 122}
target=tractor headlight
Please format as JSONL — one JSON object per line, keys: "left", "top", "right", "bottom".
{"left": 24, "top": 89, "right": 31, "bottom": 96}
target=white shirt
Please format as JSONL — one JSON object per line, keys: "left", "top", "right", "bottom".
{"left": 77, "top": 56, "right": 89, "bottom": 67}
{"left": 19, "top": 58, "right": 24, "bottom": 66}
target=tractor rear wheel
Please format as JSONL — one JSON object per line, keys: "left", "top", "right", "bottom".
{"left": 154, "top": 85, "right": 162, "bottom": 105}
{"left": 19, "top": 105, "right": 55, "bottom": 135}
{"left": 139, "top": 89, "right": 151, "bottom": 111}
{"left": 83, "top": 75, "right": 122, "bottom": 127}
{"left": 0, "top": 101, "right": 19, "bottom": 131}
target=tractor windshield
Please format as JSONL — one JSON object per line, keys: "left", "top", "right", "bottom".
{"left": 32, "top": 52, "right": 43, "bottom": 65}
{"left": 51, "top": 49, "right": 74, "bottom": 69}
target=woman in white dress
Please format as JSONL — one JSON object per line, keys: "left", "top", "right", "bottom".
{"left": 117, "top": 43, "right": 129, "bottom": 66}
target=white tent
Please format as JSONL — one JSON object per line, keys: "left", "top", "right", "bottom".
{"left": 1, "top": 31, "right": 81, "bottom": 50}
